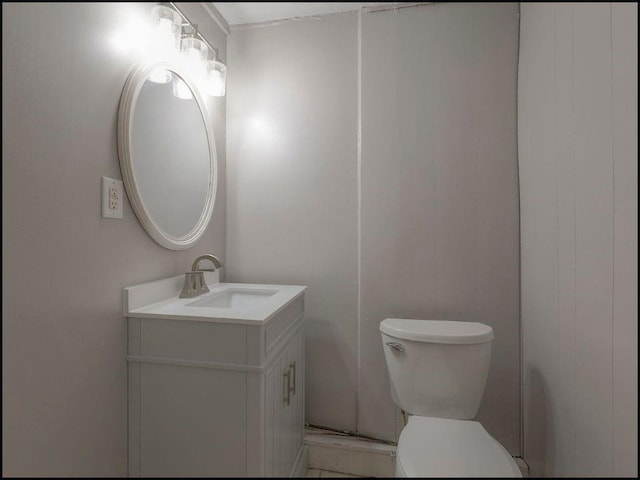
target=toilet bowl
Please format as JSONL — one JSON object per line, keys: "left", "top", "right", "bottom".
{"left": 395, "top": 416, "right": 521, "bottom": 477}
{"left": 380, "top": 318, "right": 521, "bottom": 478}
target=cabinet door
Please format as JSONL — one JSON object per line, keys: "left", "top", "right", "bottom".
{"left": 264, "top": 327, "right": 305, "bottom": 477}
{"left": 284, "top": 329, "right": 305, "bottom": 475}
{"left": 280, "top": 335, "right": 300, "bottom": 476}
{"left": 291, "top": 328, "right": 304, "bottom": 462}
{"left": 265, "top": 342, "right": 290, "bottom": 477}
{"left": 139, "top": 364, "right": 247, "bottom": 477}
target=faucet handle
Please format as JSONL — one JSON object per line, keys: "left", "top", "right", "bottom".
{"left": 194, "top": 270, "right": 209, "bottom": 295}
{"left": 179, "top": 272, "right": 199, "bottom": 298}
{"left": 179, "top": 271, "right": 209, "bottom": 298}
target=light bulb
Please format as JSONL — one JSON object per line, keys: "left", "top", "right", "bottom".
{"left": 148, "top": 67, "right": 172, "bottom": 84}
{"left": 204, "top": 60, "right": 226, "bottom": 96}
{"left": 156, "top": 19, "right": 175, "bottom": 51}
{"left": 172, "top": 77, "right": 193, "bottom": 100}
{"left": 158, "top": 18, "right": 172, "bottom": 35}
{"left": 180, "top": 34, "right": 208, "bottom": 80}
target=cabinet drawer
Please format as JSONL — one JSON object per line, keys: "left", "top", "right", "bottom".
{"left": 137, "top": 318, "right": 246, "bottom": 365}
{"left": 265, "top": 296, "right": 303, "bottom": 354}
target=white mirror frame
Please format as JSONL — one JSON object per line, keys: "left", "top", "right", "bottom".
{"left": 117, "top": 60, "right": 217, "bottom": 250}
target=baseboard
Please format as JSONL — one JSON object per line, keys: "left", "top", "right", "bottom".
{"left": 291, "top": 445, "right": 309, "bottom": 478}
{"left": 514, "top": 457, "right": 529, "bottom": 477}
{"left": 304, "top": 428, "right": 396, "bottom": 477}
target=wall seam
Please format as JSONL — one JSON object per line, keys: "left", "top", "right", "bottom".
{"left": 355, "top": 6, "right": 363, "bottom": 435}
{"left": 554, "top": 6, "right": 561, "bottom": 452}
{"left": 515, "top": 2, "right": 524, "bottom": 460}
{"left": 433, "top": 0, "right": 440, "bottom": 341}
{"left": 570, "top": 4, "right": 577, "bottom": 470}
{"left": 608, "top": 3, "right": 615, "bottom": 473}
{"left": 472, "top": 6, "right": 481, "bottom": 427}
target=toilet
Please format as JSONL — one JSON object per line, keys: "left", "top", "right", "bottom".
{"left": 380, "top": 318, "right": 522, "bottom": 477}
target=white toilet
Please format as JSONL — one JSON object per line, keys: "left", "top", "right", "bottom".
{"left": 380, "top": 318, "right": 522, "bottom": 477}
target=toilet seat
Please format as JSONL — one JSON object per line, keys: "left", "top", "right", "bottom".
{"left": 396, "top": 416, "right": 522, "bottom": 477}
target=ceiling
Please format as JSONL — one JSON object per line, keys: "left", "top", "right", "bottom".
{"left": 212, "top": 2, "right": 401, "bottom": 26}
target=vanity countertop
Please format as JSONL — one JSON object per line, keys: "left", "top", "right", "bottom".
{"left": 124, "top": 273, "right": 307, "bottom": 325}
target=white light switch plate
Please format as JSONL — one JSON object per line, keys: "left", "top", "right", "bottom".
{"left": 102, "top": 176, "right": 123, "bottom": 219}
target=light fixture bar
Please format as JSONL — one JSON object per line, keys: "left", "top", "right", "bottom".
{"left": 168, "top": 2, "right": 219, "bottom": 59}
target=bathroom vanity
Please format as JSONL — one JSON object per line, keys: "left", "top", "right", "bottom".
{"left": 124, "top": 273, "right": 307, "bottom": 477}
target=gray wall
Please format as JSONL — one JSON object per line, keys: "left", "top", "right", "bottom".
{"left": 518, "top": 3, "right": 637, "bottom": 477}
{"left": 226, "top": 13, "right": 360, "bottom": 431}
{"left": 226, "top": 3, "right": 521, "bottom": 453}
{"left": 360, "top": 3, "right": 520, "bottom": 452}
{"left": 2, "top": 3, "right": 227, "bottom": 476}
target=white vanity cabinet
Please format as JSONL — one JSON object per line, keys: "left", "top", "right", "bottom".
{"left": 125, "top": 276, "right": 307, "bottom": 478}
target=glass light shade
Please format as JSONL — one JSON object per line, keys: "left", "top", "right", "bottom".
{"left": 148, "top": 67, "right": 172, "bottom": 84}
{"left": 204, "top": 60, "right": 227, "bottom": 96}
{"left": 172, "top": 76, "right": 193, "bottom": 100}
{"left": 180, "top": 34, "right": 208, "bottom": 80}
{"left": 181, "top": 35, "right": 208, "bottom": 63}
{"left": 151, "top": 5, "right": 182, "bottom": 53}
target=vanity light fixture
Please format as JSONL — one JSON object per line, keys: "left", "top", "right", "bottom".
{"left": 150, "top": 2, "right": 227, "bottom": 98}
{"left": 204, "top": 56, "right": 227, "bottom": 97}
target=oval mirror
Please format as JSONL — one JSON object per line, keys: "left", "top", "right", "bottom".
{"left": 117, "top": 61, "right": 217, "bottom": 250}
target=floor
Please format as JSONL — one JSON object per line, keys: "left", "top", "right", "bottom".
{"left": 304, "top": 426, "right": 396, "bottom": 477}
{"left": 304, "top": 426, "right": 529, "bottom": 478}
{"left": 306, "top": 468, "right": 363, "bottom": 478}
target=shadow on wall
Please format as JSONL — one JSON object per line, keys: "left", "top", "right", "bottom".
{"left": 525, "top": 367, "right": 555, "bottom": 476}
{"left": 304, "top": 313, "right": 357, "bottom": 428}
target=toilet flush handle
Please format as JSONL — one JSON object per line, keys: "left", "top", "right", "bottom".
{"left": 386, "top": 342, "right": 404, "bottom": 352}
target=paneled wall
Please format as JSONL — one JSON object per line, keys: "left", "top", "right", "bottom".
{"left": 226, "top": 3, "right": 521, "bottom": 453}
{"left": 2, "top": 3, "right": 226, "bottom": 475}
{"left": 518, "top": 3, "right": 637, "bottom": 476}
{"left": 359, "top": 3, "right": 520, "bottom": 451}
{"left": 226, "top": 13, "right": 360, "bottom": 431}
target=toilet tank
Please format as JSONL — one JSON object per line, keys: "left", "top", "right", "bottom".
{"left": 380, "top": 319, "right": 493, "bottom": 420}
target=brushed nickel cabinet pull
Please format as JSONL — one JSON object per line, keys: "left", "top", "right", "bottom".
{"left": 283, "top": 369, "right": 291, "bottom": 406}
{"left": 289, "top": 361, "right": 297, "bottom": 395}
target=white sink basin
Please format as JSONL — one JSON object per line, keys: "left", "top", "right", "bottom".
{"left": 186, "top": 288, "right": 278, "bottom": 309}
{"left": 123, "top": 273, "right": 307, "bottom": 324}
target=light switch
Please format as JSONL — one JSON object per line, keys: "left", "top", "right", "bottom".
{"left": 102, "top": 176, "right": 123, "bottom": 219}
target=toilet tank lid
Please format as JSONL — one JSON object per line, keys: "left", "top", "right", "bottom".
{"left": 380, "top": 319, "right": 494, "bottom": 344}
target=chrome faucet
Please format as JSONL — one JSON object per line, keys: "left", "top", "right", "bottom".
{"left": 179, "top": 254, "right": 224, "bottom": 299}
